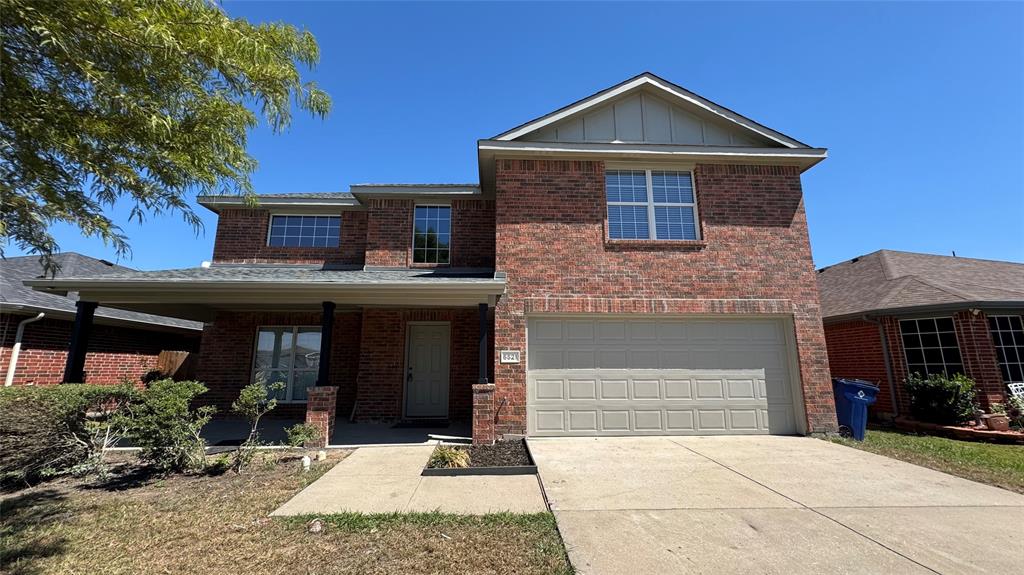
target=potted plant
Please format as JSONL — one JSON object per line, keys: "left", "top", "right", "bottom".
{"left": 981, "top": 404, "right": 1011, "bottom": 432}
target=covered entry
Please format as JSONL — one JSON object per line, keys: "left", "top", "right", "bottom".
{"left": 526, "top": 316, "right": 804, "bottom": 436}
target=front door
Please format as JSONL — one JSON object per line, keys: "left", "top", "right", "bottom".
{"left": 405, "top": 323, "right": 450, "bottom": 418}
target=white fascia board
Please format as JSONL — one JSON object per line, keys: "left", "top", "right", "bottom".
{"left": 197, "top": 196, "right": 363, "bottom": 213}
{"left": 494, "top": 74, "right": 807, "bottom": 149}
{"left": 478, "top": 140, "right": 827, "bottom": 170}
{"left": 349, "top": 185, "right": 480, "bottom": 195}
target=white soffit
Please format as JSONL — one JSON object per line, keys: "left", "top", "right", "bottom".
{"left": 493, "top": 72, "right": 809, "bottom": 149}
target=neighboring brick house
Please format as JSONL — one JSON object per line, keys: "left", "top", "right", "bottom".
{"left": 27, "top": 72, "right": 838, "bottom": 442}
{"left": 818, "top": 250, "right": 1024, "bottom": 418}
{"left": 1, "top": 253, "right": 201, "bottom": 386}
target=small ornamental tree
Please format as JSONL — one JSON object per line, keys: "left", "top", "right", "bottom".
{"left": 231, "top": 381, "right": 283, "bottom": 472}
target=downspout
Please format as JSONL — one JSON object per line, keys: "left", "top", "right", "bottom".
{"left": 4, "top": 313, "right": 45, "bottom": 387}
{"left": 862, "top": 315, "right": 899, "bottom": 417}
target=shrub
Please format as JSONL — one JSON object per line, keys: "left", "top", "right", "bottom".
{"left": 285, "top": 423, "right": 321, "bottom": 448}
{"left": 0, "top": 384, "right": 137, "bottom": 486}
{"left": 230, "top": 381, "right": 282, "bottom": 472}
{"left": 904, "top": 372, "right": 977, "bottom": 425}
{"left": 1007, "top": 396, "right": 1024, "bottom": 429}
{"left": 129, "top": 380, "right": 214, "bottom": 474}
{"left": 428, "top": 445, "right": 470, "bottom": 469}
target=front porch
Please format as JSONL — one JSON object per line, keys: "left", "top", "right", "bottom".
{"left": 27, "top": 266, "right": 506, "bottom": 445}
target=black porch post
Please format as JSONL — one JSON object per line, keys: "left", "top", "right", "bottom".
{"left": 63, "top": 300, "right": 98, "bottom": 383}
{"left": 317, "top": 301, "right": 335, "bottom": 386}
{"left": 478, "top": 302, "right": 489, "bottom": 384}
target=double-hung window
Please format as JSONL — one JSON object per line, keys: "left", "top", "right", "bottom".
{"left": 989, "top": 315, "right": 1024, "bottom": 383}
{"left": 606, "top": 169, "right": 700, "bottom": 240}
{"left": 268, "top": 215, "right": 340, "bottom": 248}
{"left": 412, "top": 205, "right": 451, "bottom": 264}
{"left": 252, "top": 327, "right": 321, "bottom": 402}
{"left": 899, "top": 317, "right": 964, "bottom": 378}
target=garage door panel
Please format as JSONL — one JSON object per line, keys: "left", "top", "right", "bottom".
{"left": 527, "top": 318, "right": 802, "bottom": 436}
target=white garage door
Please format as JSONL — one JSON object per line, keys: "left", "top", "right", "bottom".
{"left": 526, "top": 317, "right": 802, "bottom": 436}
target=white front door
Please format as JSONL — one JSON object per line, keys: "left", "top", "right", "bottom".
{"left": 405, "top": 323, "right": 450, "bottom": 418}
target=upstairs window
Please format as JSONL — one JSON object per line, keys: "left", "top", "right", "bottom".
{"left": 989, "top": 315, "right": 1024, "bottom": 383}
{"left": 606, "top": 169, "right": 700, "bottom": 240}
{"left": 899, "top": 318, "right": 964, "bottom": 378}
{"left": 268, "top": 215, "right": 340, "bottom": 247}
{"left": 413, "top": 205, "right": 451, "bottom": 264}
{"left": 253, "top": 326, "right": 321, "bottom": 402}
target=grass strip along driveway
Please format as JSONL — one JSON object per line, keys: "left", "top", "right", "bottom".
{"left": 830, "top": 428, "right": 1024, "bottom": 494}
{"left": 1, "top": 453, "right": 571, "bottom": 575}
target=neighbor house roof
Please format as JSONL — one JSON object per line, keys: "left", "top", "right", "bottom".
{"left": 2, "top": 253, "right": 202, "bottom": 332}
{"left": 817, "top": 250, "right": 1024, "bottom": 321}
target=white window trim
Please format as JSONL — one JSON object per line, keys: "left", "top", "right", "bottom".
{"left": 411, "top": 203, "right": 453, "bottom": 264}
{"left": 606, "top": 168, "right": 701, "bottom": 241}
{"left": 898, "top": 316, "right": 964, "bottom": 377}
{"left": 989, "top": 314, "right": 1024, "bottom": 384}
{"left": 251, "top": 325, "right": 321, "bottom": 403}
{"left": 266, "top": 213, "right": 342, "bottom": 248}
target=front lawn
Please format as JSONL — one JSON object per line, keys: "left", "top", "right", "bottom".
{"left": 1, "top": 453, "right": 572, "bottom": 575}
{"left": 829, "top": 429, "right": 1024, "bottom": 494}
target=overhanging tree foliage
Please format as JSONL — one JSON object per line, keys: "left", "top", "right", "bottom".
{"left": 0, "top": 0, "right": 331, "bottom": 270}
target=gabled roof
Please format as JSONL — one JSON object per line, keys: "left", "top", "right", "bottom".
{"left": 197, "top": 192, "right": 361, "bottom": 213}
{"left": 493, "top": 72, "right": 810, "bottom": 148}
{"left": 2, "top": 253, "right": 202, "bottom": 332}
{"left": 817, "top": 250, "right": 1024, "bottom": 320}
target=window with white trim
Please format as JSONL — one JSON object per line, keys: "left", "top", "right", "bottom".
{"left": 989, "top": 315, "right": 1024, "bottom": 383}
{"left": 252, "top": 327, "right": 321, "bottom": 402}
{"left": 268, "top": 215, "right": 340, "bottom": 247}
{"left": 899, "top": 317, "right": 964, "bottom": 378}
{"left": 606, "top": 169, "right": 699, "bottom": 240}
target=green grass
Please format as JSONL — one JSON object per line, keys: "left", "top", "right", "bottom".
{"left": 829, "top": 429, "right": 1024, "bottom": 494}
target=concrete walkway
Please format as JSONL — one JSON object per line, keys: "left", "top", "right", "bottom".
{"left": 530, "top": 436, "right": 1024, "bottom": 575}
{"left": 271, "top": 445, "right": 547, "bottom": 516}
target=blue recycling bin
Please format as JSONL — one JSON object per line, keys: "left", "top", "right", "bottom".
{"left": 832, "top": 378, "right": 879, "bottom": 441}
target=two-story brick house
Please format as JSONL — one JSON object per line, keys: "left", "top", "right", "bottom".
{"left": 28, "top": 73, "right": 838, "bottom": 443}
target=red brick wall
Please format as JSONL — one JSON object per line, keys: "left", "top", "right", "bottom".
{"left": 364, "top": 199, "right": 496, "bottom": 269}
{"left": 492, "top": 159, "right": 837, "bottom": 436}
{"left": 195, "top": 311, "right": 362, "bottom": 418}
{"left": 364, "top": 199, "right": 413, "bottom": 267}
{"left": 354, "top": 307, "right": 491, "bottom": 421}
{"left": 953, "top": 310, "right": 1006, "bottom": 409}
{"left": 823, "top": 319, "right": 894, "bottom": 414}
{"left": 0, "top": 314, "right": 198, "bottom": 386}
{"left": 211, "top": 208, "right": 367, "bottom": 265}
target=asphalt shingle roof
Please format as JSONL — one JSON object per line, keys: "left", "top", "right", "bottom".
{"left": 1, "top": 253, "right": 203, "bottom": 330}
{"left": 817, "top": 250, "right": 1024, "bottom": 319}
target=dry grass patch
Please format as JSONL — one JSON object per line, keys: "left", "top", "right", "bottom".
{"left": 1, "top": 451, "right": 572, "bottom": 575}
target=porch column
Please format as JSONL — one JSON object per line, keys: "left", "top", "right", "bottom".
{"left": 317, "top": 301, "right": 335, "bottom": 386}
{"left": 62, "top": 300, "right": 98, "bottom": 383}
{"left": 478, "top": 302, "right": 488, "bottom": 384}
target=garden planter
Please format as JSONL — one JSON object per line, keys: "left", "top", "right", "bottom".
{"left": 982, "top": 414, "right": 1011, "bottom": 432}
{"left": 423, "top": 439, "right": 538, "bottom": 476}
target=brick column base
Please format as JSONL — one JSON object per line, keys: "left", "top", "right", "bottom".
{"left": 305, "top": 386, "right": 338, "bottom": 448}
{"left": 472, "top": 383, "right": 496, "bottom": 445}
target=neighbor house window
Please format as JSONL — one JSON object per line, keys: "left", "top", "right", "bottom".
{"left": 412, "top": 205, "right": 451, "bottom": 264}
{"left": 899, "top": 318, "right": 964, "bottom": 378}
{"left": 253, "top": 327, "right": 321, "bottom": 402}
{"left": 268, "top": 215, "right": 340, "bottom": 247}
{"left": 989, "top": 315, "right": 1024, "bottom": 383}
{"left": 606, "top": 169, "right": 699, "bottom": 240}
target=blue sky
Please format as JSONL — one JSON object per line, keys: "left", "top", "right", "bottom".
{"left": 20, "top": 1, "right": 1023, "bottom": 270}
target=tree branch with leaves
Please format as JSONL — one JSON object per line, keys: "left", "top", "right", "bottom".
{"left": 0, "top": 0, "right": 331, "bottom": 272}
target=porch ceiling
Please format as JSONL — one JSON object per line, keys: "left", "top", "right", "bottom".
{"left": 25, "top": 265, "right": 506, "bottom": 322}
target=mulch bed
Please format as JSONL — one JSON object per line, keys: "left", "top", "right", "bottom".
{"left": 463, "top": 439, "right": 532, "bottom": 468}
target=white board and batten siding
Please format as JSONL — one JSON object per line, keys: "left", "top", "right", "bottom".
{"left": 520, "top": 91, "right": 770, "bottom": 147}
{"left": 526, "top": 317, "right": 805, "bottom": 437}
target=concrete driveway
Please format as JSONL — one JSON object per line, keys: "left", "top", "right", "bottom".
{"left": 529, "top": 436, "right": 1024, "bottom": 575}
